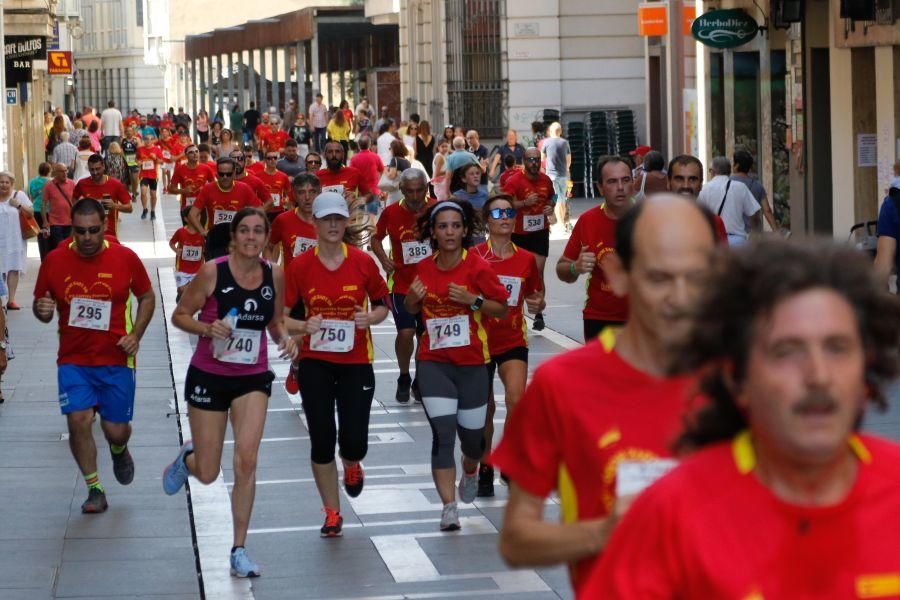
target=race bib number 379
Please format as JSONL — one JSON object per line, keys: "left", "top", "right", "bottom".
{"left": 68, "top": 298, "right": 112, "bottom": 331}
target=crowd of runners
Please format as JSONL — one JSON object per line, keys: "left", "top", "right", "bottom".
{"left": 2, "top": 96, "right": 897, "bottom": 597}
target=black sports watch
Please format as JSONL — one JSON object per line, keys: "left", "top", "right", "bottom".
{"left": 469, "top": 295, "right": 484, "bottom": 311}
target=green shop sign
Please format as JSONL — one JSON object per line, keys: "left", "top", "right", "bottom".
{"left": 691, "top": 9, "right": 760, "bottom": 49}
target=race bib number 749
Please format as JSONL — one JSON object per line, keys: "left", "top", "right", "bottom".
{"left": 427, "top": 315, "right": 470, "bottom": 350}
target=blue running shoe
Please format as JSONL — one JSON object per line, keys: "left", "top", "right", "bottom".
{"left": 230, "top": 547, "right": 260, "bottom": 578}
{"left": 162, "top": 441, "right": 193, "bottom": 495}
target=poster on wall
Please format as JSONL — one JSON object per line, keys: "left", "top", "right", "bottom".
{"left": 683, "top": 88, "right": 698, "bottom": 157}
{"left": 857, "top": 134, "right": 877, "bottom": 168}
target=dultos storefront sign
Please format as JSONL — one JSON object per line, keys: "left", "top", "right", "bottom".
{"left": 691, "top": 9, "right": 759, "bottom": 49}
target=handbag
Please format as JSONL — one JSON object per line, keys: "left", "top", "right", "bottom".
{"left": 16, "top": 193, "right": 39, "bottom": 239}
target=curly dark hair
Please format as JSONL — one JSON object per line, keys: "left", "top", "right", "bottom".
{"left": 673, "top": 238, "right": 900, "bottom": 450}
{"left": 417, "top": 198, "right": 483, "bottom": 250}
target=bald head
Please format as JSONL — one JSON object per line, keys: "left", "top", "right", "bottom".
{"left": 452, "top": 136, "right": 466, "bottom": 151}
{"left": 609, "top": 194, "right": 719, "bottom": 351}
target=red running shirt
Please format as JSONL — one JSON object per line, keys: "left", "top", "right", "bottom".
{"left": 490, "top": 332, "right": 699, "bottom": 594}
{"left": 34, "top": 242, "right": 152, "bottom": 368}
{"left": 235, "top": 173, "right": 270, "bottom": 205}
{"left": 193, "top": 181, "right": 261, "bottom": 230}
{"left": 72, "top": 176, "right": 132, "bottom": 238}
{"left": 503, "top": 170, "right": 555, "bottom": 234}
{"left": 269, "top": 210, "right": 318, "bottom": 267}
{"left": 586, "top": 433, "right": 900, "bottom": 600}
{"left": 255, "top": 169, "right": 292, "bottom": 211}
{"left": 473, "top": 241, "right": 542, "bottom": 355}
{"left": 562, "top": 204, "right": 629, "bottom": 322}
{"left": 373, "top": 199, "right": 435, "bottom": 295}
{"left": 414, "top": 250, "right": 508, "bottom": 366}
{"left": 169, "top": 163, "right": 214, "bottom": 209}
{"left": 169, "top": 227, "right": 205, "bottom": 274}
{"left": 247, "top": 161, "right": 265, "bottom": 176}
{"left": 160, "top": 138, "right": 183, "bottom": 164}
{"left": 284, "top": 244, "right": 389, "bottom": 365}
{"left": 137, "top": 145, "right": 163, "bottom": 180}
{"left": 316, "top": 166, "right": 370, "bottom": 197}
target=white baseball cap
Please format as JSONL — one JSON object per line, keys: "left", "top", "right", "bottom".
{"left": 312, "top": 192, "right": 350, "bottom": 219}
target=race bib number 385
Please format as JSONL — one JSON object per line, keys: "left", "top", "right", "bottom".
{"left": 68, "top": 298, "right": 112, "bottom": 331}
{"left": 427, "top": 315, "right": 470, "bottom": 350}
{"left": 401, "top": 240, "right": 432, "bottom": 265}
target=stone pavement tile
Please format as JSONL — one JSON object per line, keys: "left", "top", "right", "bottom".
{"left": 0, "top": 538, "right": 63, "bottom": 590}
{"left": 54, "top": 559, "right": 199, "bottom": 597}
{"left": 0, "top": 590, "right": 53, "bottom": 600}
{"left": 0, "top": 439, "right": 72, "bottom": 467}
{"left": 62, "top": 536, "right": 195, "bottom": 562}
{"left": 249, "top": 576, "right": 507, "bottom": 600}
{"left": 64, "top": 505, "right": 192, "bottom": 539}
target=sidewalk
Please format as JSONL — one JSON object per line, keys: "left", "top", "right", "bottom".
{"left": 0, "top": 206, "right": 200, "bottom": 599}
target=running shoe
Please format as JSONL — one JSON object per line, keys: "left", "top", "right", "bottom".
{"left": 320, "top": 507, "right": 343, "bottom": 538}
{"left": 150, "top": 211, "right": 156, "bottom": 221}
{"left": 532, "top": 312, "right": 545, "bottom": 331}
{"left": 229, "top": 547, "right": 260, "bottom": 578}
{"left": 6, "top": 301, "right": 20, "bottom": 310}
{"left": 285, "top": 362, "right": 300, "bottom": 394}
{"left": 499, "top": 471, "right": 510, "bottom": 486}
{"left": 141, "top": 208, "right": 148, "bottom": 220}
{"left": 81, "top": 487, "right": 108, "bottom": 514}
{"left": 343, "top": 463, "right": 365, "bottom": 498}
{"left": 458, "top": 467, "right": 478, "bottom": 504}
{"left": 477, "top": 464, "right": 494, "bottom": 498}
{"left": 412, "top": 377, "right": 423, "bottom": 404}
{"left": 395, "top": 373, "right": 412, "bottom": 404}
{"left": 162, "top": 440, "right": 193, "bottom": 495}
{"left": 440, "top": 502, "right": 460, "bottom": 531}
{"left": 111, "top": 445, "right": 135, "bottom": 485}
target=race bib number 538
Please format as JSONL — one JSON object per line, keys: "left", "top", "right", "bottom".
{"left": 68, "top": 298, "right": 112, "bottom": 331}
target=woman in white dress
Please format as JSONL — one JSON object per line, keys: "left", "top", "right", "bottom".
{"left": 0, "top": 171, "right": 35, "bottom": 309}
{"left": 73, "top": 136, "right": 93, "bottom": 181}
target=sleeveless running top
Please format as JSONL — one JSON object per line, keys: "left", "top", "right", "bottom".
{"left": 190, "top": 256, "right": 276, "bottom": 376}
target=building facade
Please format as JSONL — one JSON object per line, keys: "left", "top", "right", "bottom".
{"left": 72, "top": 0, "right": 165, "bottom": 114}
{"left": 370, "top": 0, "right": 647, "bottom": 145}
{"left": 644, "top": 0, "right": 899, "bottom": 238}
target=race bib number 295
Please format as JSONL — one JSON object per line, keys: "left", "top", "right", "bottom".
{"left": 68, "top": 298, "right": 112, "bottom": 331}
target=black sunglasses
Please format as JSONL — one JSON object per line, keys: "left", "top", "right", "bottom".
{"left": 217, "top": 171, "right": 234, "bottom": 177}
{"left": 488, "top": 207, "right": 516, "bottom": 220}
{"left": 74, "top": 225, "right": 103, "bottom": 235}
{"left": 266, "top": 155, "right": 279, "bottom": 160}
{"left": 306, "top": 159, "right": 321, "bottom": 165}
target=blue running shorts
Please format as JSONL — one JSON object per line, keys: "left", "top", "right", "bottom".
{"left": 58, "top": 364, "right": 136, "bottom": 423}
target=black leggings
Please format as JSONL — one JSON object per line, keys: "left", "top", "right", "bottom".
{"left": 298, "top": 359, "right": 375, "bottom": 465}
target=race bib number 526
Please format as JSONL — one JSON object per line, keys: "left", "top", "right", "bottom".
{"left": 68, "top": 298, "right": 112, "bottom": 331}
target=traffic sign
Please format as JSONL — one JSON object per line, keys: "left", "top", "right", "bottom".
{"left": 48, "top": 51, "right": 73, "bottom": 75}
{"left": 6, "top": 88, "right": 17, "bottom": 105}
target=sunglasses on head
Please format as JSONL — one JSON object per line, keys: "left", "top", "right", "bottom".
{"left": 488, "top": 207, "right": 516, "bottom": 220}
{"left": 74, "top": 225, "right": 103, "bottom": 235}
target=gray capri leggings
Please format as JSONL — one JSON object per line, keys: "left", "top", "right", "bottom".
{"left": 417, "top": 360, "right": 490, "bottom": 469}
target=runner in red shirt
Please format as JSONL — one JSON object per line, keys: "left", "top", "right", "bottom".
{"left": 267, "top": 173, "right": 320, "bottom": 267}
{"left": 492, "top": 196, "right": 717, "bottom": 596}
{"left": 197, "top": 143, "right": 216, "bottom": 173}
{"left": 246, "top": 159, "right": 265, "bottom": 176}
{"left": 72, "top": 154, "right": 133, "bottom": 238}
{"left": 136, "top": 133, "right": 164, "bottom": 220}
{"left": 316, "top": 140, "right": 372, "bottom": 213}
{"left": 168, "top": 206, "right": 206, "bottom": 295}
{"left": 159, "top": 127, "right": 183, "bottom": 189}
{"left": 256, "top": 150, "right": 293, "bottom": 218}
{"left": 473, "top": 193, "right": 544, "bottom": 497}
{"left": 502, "top": 148, "right": 555, "bottom": 331}
{"left": 228, "top": 149, "right": 270, "bottom": 206}
{"left": 667, "top": 154, "right": 729, "bottom": 244}
{"left": 587, "top": 239, "right": 900, "bottom": 600}
{"left": 188, "top": 158, "right": 261, "bottom": 259}
{"left": 168, "top": 144, "right": 214, "bottom": 210}
{"left": 283, "top": 191, "right": 390, "bottom": 538}
{"left": 33, "top": 198, "right": 155, "bottom": 514}
{"left": 556, "top": 156, "right": 633, "bottom": 342}
{"left": 404, "top": 200, "right": 508, "bottom": 531}
{"left": 371, "top": 170, "right": 434, "bottom": 403}
{"left": 262, "top": 119, "right": 289, "bottom": 155}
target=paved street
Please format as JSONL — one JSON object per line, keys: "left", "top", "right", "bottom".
{"left": 2, "top": 194, "right": 898, "bottom": 599}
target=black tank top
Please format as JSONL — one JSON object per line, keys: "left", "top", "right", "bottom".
{"left": 208, "top": 256, "right": 275, "bottom": 331}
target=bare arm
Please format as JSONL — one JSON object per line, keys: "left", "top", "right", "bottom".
{"left": 187, "top": 206, "right": 206, "bottom": 238}
{"left": 499, "top": 483, "right": 615, "bottom": 567}
{"left": 874, "top": 236, "right": 897, "bottom": 288}
{"left": 760, "top": 197, "right": 778, "bottom": 231}
{"left": 266, "top": 267, "right": 299, "bottom": 359}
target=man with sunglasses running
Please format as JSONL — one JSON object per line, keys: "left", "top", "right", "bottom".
{"left": 229, "top": 149, "right": 270, "bottom": 207}
{"left": 168, "top": 144, "right": 214, "bottom": 211}
{"left": 33, "top": 198, "right": 156, "bottom": 514}
{"left": 256, "top": 150, "right": 292, "bottom": 221}
{"left": 188, "top": 157, "right": 262, "bottom": 259}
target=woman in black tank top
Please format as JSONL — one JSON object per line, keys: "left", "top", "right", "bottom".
{"left": 165, "top": 207, "right": 298, "bottom": 578}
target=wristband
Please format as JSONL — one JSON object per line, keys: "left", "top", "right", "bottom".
{"left": 570, "top": 262, "right": 576, "bottom": 276}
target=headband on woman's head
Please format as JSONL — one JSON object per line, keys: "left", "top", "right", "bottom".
{"left": 429, "top": 201, "right": 464, "bottom": 223}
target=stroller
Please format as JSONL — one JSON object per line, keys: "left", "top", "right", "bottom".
{"left": 849, "top": 220, "right": 878, "bottom": 258}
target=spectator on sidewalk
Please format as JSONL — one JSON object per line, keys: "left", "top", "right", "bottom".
{"left": 41, "top": 163, "right": 75, "bottom": 251}
{"left": 29, "top": 163, "right": 51, "bottom": 260}
{"left": 51, "top": 132, "right": 78, "bottom": 177}
{"left": 100, "top": 101, "right": 123, "bottom": 154}
{"left": 731, "top": 148, "right": 779, "bottom": 231}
